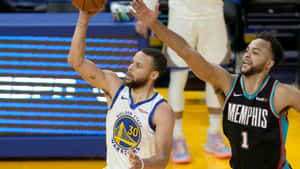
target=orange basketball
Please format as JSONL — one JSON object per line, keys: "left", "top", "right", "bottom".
{"left": 72, "top": 0, "right": 107, "bottom": 11}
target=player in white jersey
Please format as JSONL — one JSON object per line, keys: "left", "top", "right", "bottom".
{"left": 136, "top": 0, "right": 231, "bottom": 163}
{"left": 68, "top": 9, "right": 175, "bottom": 169}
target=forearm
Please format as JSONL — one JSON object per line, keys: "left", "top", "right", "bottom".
{"left": 149, "top": 20, "right": 192, "bottom": 60}
{"left": 68, "top": 14, "right": 89, "bottom": 68}
{"left": 142, "top": 154, "right": 169, "bottom": 169}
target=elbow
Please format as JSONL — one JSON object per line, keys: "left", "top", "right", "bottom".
{"left": 67, "top": 54, "right": 82, "bottom": 68}
{"left": 67, "top": 55, "right": 73, "bottom": 66}
{"left": 67, "top": 56, "right": 76, "bottom": 68}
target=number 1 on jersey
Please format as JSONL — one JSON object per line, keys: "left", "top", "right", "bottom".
{"left": 241, "top": 131, "right": 249, "bottom": 149}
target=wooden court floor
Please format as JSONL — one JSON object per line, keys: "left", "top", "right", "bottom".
{"left": 1, "top": 89, "right": 299, "bottom": 169}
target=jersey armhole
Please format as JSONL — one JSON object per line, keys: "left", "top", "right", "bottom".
{"left": 222, "top": 74, "right": 238, "bottom": 112}
{"left": 269, "top": 80, "right": 280, "bottom": 118}
{"left": 109, "top": 85, "right": 125, "bottom": 109}
{"left": 148, "top": 99, "right": 166, "bottom": 132}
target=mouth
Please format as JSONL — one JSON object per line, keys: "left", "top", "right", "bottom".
{"left": 242, "top": 60, "right": 251, "bottom": 66}
{"left": 125, "top": 72, "right": 133, "bottom": 80}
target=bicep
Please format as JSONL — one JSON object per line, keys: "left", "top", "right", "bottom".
{"left": 287, "top": 86, "right": 300, "bottom": 112}
{"left": 153, "top": 103, "right": 175, "bottom": 156}
{"left": 74, "top": 59, "right": 122, "bottom": 96}
{"left": 274, "top": 84, "right": 300, "bottom": 113}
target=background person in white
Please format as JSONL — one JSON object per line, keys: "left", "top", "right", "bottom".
{"left": 136, "top": 0, "right": 231, "bottom": 163}
{"left": 68, "top": 9, "right": 175, "bottom": 169}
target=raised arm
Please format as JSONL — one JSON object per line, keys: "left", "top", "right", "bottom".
{"left": 68, "top": 10, "right": 122, "bottom": 102}
{"left": 130, "top": 0, "right": 234, "bottom": 93}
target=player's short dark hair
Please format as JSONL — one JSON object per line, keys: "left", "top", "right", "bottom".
{"left": 141, "top": 48, "right": 167, "bottom": 77}
{"left": 255, "top": 31, "right": 284, "bottom": 66}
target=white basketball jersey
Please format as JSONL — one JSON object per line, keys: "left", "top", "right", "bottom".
{"left": 106, "top": 85, "right": 166, "bottom": 169}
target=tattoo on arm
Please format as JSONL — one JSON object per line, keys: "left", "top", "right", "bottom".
{"left": 77, "top": 22, "right": 88, "bottom": 28}
{"left": 89, "top": 75, "right": 96, "bottom": 80}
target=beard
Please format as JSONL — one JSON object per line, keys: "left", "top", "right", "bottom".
{"left": 123, "top": 77, "right": 149, "bottom": 89}
{"left": 240, "top": 63, "right": 265, "bottom": 76}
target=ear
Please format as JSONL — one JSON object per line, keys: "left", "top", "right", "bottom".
{"left": 150, "top": 71, "right": 159, "bottom": 81}
{"left": 266, "top": 59, "right": 275, "bottom": 69}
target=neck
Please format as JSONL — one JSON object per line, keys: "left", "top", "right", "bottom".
{"left": 242, "top": 72, "right": 269, "bottom": 95}
{"left": 130, "top": 83, "right": 155, "bottom": 103}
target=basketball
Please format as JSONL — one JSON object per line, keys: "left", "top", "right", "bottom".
{"left": 72, "top": 0, "right": 107, "bottom": 11}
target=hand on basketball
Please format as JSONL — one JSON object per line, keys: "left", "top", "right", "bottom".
{"left": 80, "top": 8, "right": 104, "bottom": 19}
{"left": 129, "top": 150, "right": 143, "bottom": 169}
{"left": 77, "top": 8, "right": 103, "bottom": 25}
{"left": 130, "top": 0, "right": 159, "bottom": 28}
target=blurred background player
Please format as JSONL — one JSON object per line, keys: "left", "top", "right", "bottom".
{"left": 223, "top": 0, "right": 246, "bottom": 73}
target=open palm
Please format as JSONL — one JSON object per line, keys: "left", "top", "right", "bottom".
{"left": 130, "top": 0, "right": 160, "bottom": 28}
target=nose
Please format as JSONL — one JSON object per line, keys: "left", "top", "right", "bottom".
{"left": 128, "top": 63, "right": 134, "bottom": 71}
{"left": 243, "top": 51, "right": 250, "bottom": 60}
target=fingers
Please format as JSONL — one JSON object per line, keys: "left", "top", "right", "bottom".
{"left": 135, "top": 0, "right": 144, "bottom": 9}
{"left": 130, "top": 0, "right": 145, "bottom": 13}
{"left": 129, "top": 149, "right": 136, "bottom": 161}
{"left": 130, "top": 1, "right": 138, "bottom": 13}
{"left": 130, "top": 9, "right": 137, "bottom": 17}
{"left": 128, "top": 150, "right": 142, "bottom": 169}
{"left": 154, "top": 3, "right": 160, "bottom": 15}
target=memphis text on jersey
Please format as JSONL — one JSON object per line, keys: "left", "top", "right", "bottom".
{"left": 227, "top": 103, "right": 268, "bottom": 129}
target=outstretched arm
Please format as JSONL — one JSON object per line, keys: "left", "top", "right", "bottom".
{"left": 68, "top": 10, "right": 122, "bottom": 102}
{"left": 130, "top": 0, "right": 234, "bottom": 93}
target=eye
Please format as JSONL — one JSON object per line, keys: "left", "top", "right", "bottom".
{"left": 136, "top": 63, "right": 141, "bottom": 68}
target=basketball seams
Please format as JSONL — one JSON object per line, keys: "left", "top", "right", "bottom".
{"left": 72, "top": 0, "right": 107, "bottom": 11}
{"left": 91, "top": 0, "right": 99, "bottom": 9}
{"left": 82, "top": 0, "right": 86, "bottom": 11}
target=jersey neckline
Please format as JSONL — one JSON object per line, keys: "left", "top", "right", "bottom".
{"left": 129, "top": 88, "right": 158, "bottom": 110}
{"left": 240, "top": 75, "right": 270, "bottom": 100}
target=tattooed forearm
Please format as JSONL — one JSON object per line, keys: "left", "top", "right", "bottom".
{"left": 89, "top": 75, "right": 96, "bottom": 80}
{"left": 77, "top": 22, "right": 88, "bottom": 28}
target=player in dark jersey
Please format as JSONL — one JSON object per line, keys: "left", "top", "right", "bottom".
{"left": 130, "top": 0, "right": 300, "bottom": 168}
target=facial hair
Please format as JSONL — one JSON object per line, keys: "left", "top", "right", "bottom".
{"left": 123, "top": 77, "right": 149, "bottom": 89}
{"left": 241, "top": 62, "right": 265, "bottom": 76}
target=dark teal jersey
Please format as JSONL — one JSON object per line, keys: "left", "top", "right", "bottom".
{"left": 222, "top": 75, "right": 290, "bottom": 169}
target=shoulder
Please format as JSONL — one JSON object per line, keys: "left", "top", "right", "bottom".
{"left": 221, "top": 73, "right": 239, "bottom": 95}
{"left": 275, "top": 82, "right": 296, "bottom": 95}
{"left": 152, "top": 101, "right": 175, "bottom": 125}
{"left": 273, "top": 82, "right": 299, "bottom": 106}
{"left": 155, "top": 101, "right": 173, "bottom": 114}
{"left": 103, "top": 70, "right": 123, "bottom": 94}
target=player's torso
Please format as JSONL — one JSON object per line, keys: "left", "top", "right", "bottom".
{"left": 222, "top": 75, "right": 289, "bottom": 169}
{"left": 106, "top": 85, "right": 165, "bottom": 169}
{"left": 168, "top": 0, "right": 224, "bottom": 18}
